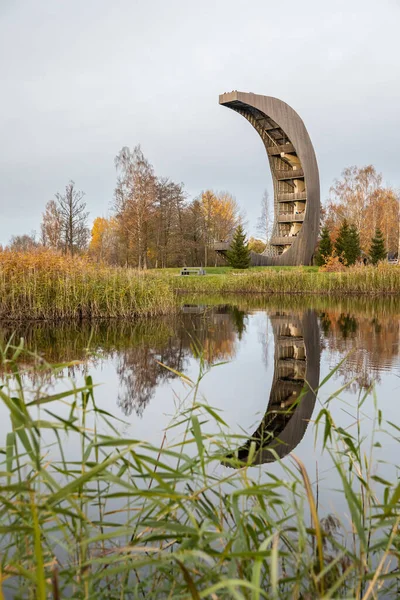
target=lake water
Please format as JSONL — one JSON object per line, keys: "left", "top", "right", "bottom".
{"left": 1, "top": 295, "right": 399, "bottom": 514}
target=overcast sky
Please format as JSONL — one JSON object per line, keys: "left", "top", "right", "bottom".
{"left": 1, "top": 0, "right": 400, "bottom": 246}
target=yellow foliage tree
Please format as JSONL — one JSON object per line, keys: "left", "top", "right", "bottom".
{"left": 89, "top": 217, "right": 118, "bottom": 263}
{"left": 200, "top": 190, "right": 240, "bottom": 265}
{"left": 325, "top": 165, "right": 400, "bottom": 256}
{"left": 249, "top": 237, "right": 266, "bottom": 254}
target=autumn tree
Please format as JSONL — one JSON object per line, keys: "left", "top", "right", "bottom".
{"left": 40, "top": 200, "right": 63, "bottom": 250}
{"left": 55, "top": 181, "right": 89, "bottom": 255}
{"left": 7, "top": 233, "right": 38, "bottom": 252}
{"left": 153, "top": 177, "right": 187, "bottom": 268}
{"left": 199, "top": 190, "right": 217, "bottom": 266}
{"left": 154, "top": 177, "right": 175, "bottom": 268}
{"left": 110, "top": 145, "right": 241, "bottom": 268}
{"left": 327, "top": 166, "right": 382, "bottom": 243}
{"left": 249, "top": 237, "right": 266, "bottom": 254}
{"left": 114, "top": 146, "right": 156, "bottom": 269}
{"left": 325, "top": 166, "right": 400, "bottom": 256}
{"left": 213, "top": 192, "right": 240, "bottom": 242}
{"left": 56, "top": 142, "right": 243, "bottom": 268}
{"left": 198, "top": 190, "right": 240, "bottom": 266}
{"left": 369, "top": 228, "right": 387, "bottom": 265}
{"left": 370, "top": 187, "right": 400, "bottom": 256}
{"left": 182, "top": 198, "right": 204, "bottom": 266}
{"left": 89, "top": 217, "right": 120, "bottom": 263}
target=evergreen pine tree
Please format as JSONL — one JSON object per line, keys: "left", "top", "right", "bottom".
{"left": 226, "top": 225, "right": 251, "bottom": 269}
{"left": 334, "top": 219, "right": 350, "bottom": 264}
{"left": 346, "top": 224, "right": 361, "bottom": 266}
{"left": 315, "top": 226, "right": 333, "bottom": 266}
{"left": 369, "top": 228, "right": 387, "bottom": 265}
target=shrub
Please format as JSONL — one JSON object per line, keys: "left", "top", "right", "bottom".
{"left": 320, "top": 253, "right": 348, "bottom": 272}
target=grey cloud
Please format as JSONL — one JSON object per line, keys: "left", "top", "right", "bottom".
{"left": 1, "top": 0, "right": 399, "bottom": 244}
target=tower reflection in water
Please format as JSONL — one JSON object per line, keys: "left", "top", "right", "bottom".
{"left": 224, "top": 310, "right": 320, "bottom": 466}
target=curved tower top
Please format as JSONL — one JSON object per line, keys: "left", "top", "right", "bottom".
{"left": 219, "top": 91, "right": 320, "bottom": 266}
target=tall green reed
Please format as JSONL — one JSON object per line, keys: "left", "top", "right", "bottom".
{"left": 0, "top": 342, "right": 399, "bottom": 598}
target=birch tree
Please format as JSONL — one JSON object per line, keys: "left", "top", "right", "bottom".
{"left": 257, "top": 189, "right": 272, "bottom": 241}
{"left": 40, "top": 200, "right": 63, "bottom": 250}
{"left": 114, "top": 146, "right": 156, "bottom": 269}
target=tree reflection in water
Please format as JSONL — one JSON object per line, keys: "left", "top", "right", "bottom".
{"left": 0, "top": 306, "right": 246, "bottom": 416}
{"left": 116, "top": 305, "right": 245, "bottom": 415}
{"left": 320, "top": 310, "right": 400, "bottom": 390}
{"left": 1, "top": 296, "right": 400, "bottom": 428}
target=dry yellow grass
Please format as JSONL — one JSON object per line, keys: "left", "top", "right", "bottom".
{"left": 0, "top": 249, "right": 175, "bottom": 320}
{"left": 2, "top": 250, "right": 400, "bottom": 322}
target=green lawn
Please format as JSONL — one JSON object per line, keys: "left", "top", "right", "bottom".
{"left": 154, "top": 265, "right": 320, "bottom": 275}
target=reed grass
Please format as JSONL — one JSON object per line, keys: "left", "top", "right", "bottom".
{"left": 171, "top": 263, "right": 400, "bottom": 296}
{"left": 0, "top": 342, "right": 399, "bottom": 598}
{"left": 2, "top": 250, "right": 400, "bottom": 323}
{"left": 0, "top": 250, "right": 175, "bottom": 321}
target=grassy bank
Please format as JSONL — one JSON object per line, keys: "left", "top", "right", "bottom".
{"left": 2, "top": 251, "right": 400, "bottom": 322}
{"left": 0, "top": 250, "right": 175, "bottom": 321}
{"left": 0, "top": 344, "right": 399, "bottom": 598}
{"left": 155, "top": 265, "right": 319, "bottom": 275}
{"left": 171, "top": 263, "right": 400, "bottom": 295}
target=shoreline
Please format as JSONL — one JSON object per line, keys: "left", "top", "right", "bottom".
{"left": 2, "top": 251, "right": 400, "bottom": 321}
{"left": 2, "top": 288, "right": 400, "bottom": 324}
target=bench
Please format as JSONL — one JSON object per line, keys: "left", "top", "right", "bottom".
{"left": 180, "top": 267, "right": 206, "bottom": 276}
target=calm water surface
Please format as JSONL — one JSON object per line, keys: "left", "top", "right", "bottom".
{"left": 1, "top": 296, "right": 399, "bottom": 511}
